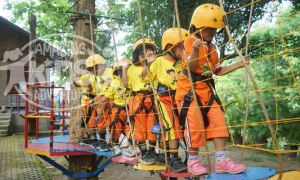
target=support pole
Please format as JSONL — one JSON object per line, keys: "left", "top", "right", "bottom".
{"left": 69, "top": 0, "right": 98, "bottom": 179}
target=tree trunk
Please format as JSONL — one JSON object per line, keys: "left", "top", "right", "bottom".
{"left": 69, "top": 0, "right": 97, "bottom": 179}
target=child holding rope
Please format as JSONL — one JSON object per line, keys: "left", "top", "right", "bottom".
{"left": 92, "top": 66, "right": 114, "bottom": 152}
{"left": 175, "top": 4, "right": 250, "bottom": 176}
{"left": 105, "top": 59, "right": 132, "bottom": 155}
{"left": 121, "top": 38, "right": 159, "bottom": 165}
{"left": 142, "top": 28, "right": 189, "bottom": 172}
{"left": 73, "top": 54, "right": 106, "bottom": 142}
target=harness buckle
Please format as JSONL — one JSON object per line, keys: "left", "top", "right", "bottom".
{"left": 151, "top": 124, "right": 161, "bottom": 135}
{"left": 184, "top": 91, "right": 193, "bottom": 102}
{"left": 194, "top": 75, "right": 203, "bottom": 82}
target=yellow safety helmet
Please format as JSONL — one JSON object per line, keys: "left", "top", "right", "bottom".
{"left": 161, "top": 28, "right": 190, "bottom": 51}
{"left": 112, "top": 58, "right": 132, "bottom": 74}
{"left": 190, "top": 3, "right": 225, "bottom": 29}
{"left": 85, "top": 54, "right": 106, "bottom": 68}
{"left": 133, "top": 38, "right": 157, "bottom": 53}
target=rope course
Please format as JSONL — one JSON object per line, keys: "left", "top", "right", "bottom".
{"left": 15, "top": 0, "right": 300, "bottom": 180}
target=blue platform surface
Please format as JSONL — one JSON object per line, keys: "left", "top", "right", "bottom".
{"left": 32, "top": 134, "right": 70, "bottom": 143}
{"left": 31, "top": 134, "right": 114, "bottom": 157}
{"left": 206, "top": 167, "right": 276, "bottom": 180}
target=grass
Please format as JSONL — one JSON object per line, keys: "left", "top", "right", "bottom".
{"left": 266, "top": 154, "right": 279, "bottom": 162}
{"left": 244, "top": 155, "right": 263, "bottom": 162}
{"left": 34, "top": 159, "right": 50, "bottom": 180}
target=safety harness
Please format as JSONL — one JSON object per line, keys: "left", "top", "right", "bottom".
{"left": 178, "top": 69, "right": 223, "bottom": 130}
{"left": 129, "top": 91, "right": 160, "bottom": 132}
{"left": 81, "top": 93, "right": 96, "bottom": 128}
{"left": 108, "top": 104, "right": 127, "bottom": 139}
{"left": 156, "top": 83, "right": 179, "bottom": 134}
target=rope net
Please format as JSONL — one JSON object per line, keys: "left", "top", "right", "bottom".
{"left": 20, "top": 0, "right": 300, "bottom": 178}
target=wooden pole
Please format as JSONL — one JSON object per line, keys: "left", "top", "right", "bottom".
{"left": 69, "top": 0, "right": 98, "bottom": 179}
{"left": 173, "top": 0, "right": 212, "bottom": 176}
{"left": 240, "top": 0, "right": 254, "bottom": 163}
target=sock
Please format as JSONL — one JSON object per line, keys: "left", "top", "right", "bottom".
{"left": 169, "top": 148, "right": 178, "bottom": 158}
{"left": 149, "top": 140, "right": 156, "bottom": 152}
{"left": 99, "top": 132, "right": 106, "bottom": 142}
{"left": 90, "top": 133, "right": 96, "bottom": 140}
{"left": 127, "top": 138, "right": 133, "bottom": 146}
{"left": 159, "top": 142, "right": 168, "bottom": 155}
{"left": 215, "top": 151, "right": 226, "bottom": 162}
{"left": 138, "top": 141, "right": 147, "bottom": 152}
{"left": 188, "top": 154, "right": 198, "bottom": 160}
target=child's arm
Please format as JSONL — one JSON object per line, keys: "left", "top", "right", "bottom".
{"left": 216, "top": 55, "right": 250, "bottom": 76}
{"left": 141, "top": 50, "right": 156, "bottom": 78}
{"left": 121, "top": 64, "right": 129, "bottom": 88}
{"left": 187, "top": 39, "right": 209, "bottom": 72}
{"left": 73, "top": 77, "right": 82, "bottom": 87}
{"left": 92, "top": 96, "right": 108, "bottom": 108}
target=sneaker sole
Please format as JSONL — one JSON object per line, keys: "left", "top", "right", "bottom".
{"left": 139, "top": 160, "right": 155, "bottom": 165}
{"left": 98, "top": 149, "right": 110, "bottom": 152}
{"left": 168, "top": 166, "right": 187, "bottom": 173}
{"left": 188, "top": 170, "right": 208, "bottom": 176}
{"left": 124, "top": 154, "right": 135, "bottom": 157}
{"left": 215, "top": 167, "right": 246, "bottom": 174}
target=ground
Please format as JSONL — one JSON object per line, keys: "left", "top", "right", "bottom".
{"left": 1, "top": 135, "right": 299, "bottom": 180}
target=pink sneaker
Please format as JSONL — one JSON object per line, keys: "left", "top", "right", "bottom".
{"left": 187, "top": 159, "right": 208, "bottom": 176}
{"left": 215, "top": 158, "right": 246, "bottom": 174}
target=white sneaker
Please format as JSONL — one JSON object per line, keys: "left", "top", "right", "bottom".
{"left": 123, "top": 146, "right": 140, "bottom": 157}
{"left": 113, "top": 145, "right": 122, "bottom": 155}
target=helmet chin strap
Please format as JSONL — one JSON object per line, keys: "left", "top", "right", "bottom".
{"left": 167, "top": 49, "right": 180, "bottom": 67}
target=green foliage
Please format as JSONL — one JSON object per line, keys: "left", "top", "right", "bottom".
{"left": 5, "top": 0, "right": 71, "bottom": 37}
{"left": 116, "top": 0, "right": 290, "bottom": 60}
{"left": 4, "top": 0, "right": 73, "bottom": 86}
{"left": 4, "top": 0, "right": 117, "bottom": 85}
{"left": 244, "top": 7, "right": 300, "bottom": 144}
{"left": 267, "top": 137, "right": 287, "bottom": 150}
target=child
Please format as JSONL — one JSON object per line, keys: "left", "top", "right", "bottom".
{"left": 175, "top": 4, "right": 250, "bottom": 175}
{"left": 105, "top": 59, "right": 132, "bottom": 155}
{"left": 73, "top": 54, "right": 106, "bottom": 142}
{"left": 121, "top": 38, "right": 158, "bottom": 165}
{"left": 93, "top": 66, "right": 114, "bottom": 152}
{"left": 142, "top": 28, "right": 189, "bottom": 172}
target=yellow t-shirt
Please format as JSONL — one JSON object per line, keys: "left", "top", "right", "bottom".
{"left": 78, "top": 73, "right": 97, "bottom": 105}
{"left": 106, "top": 76, "right": 131, "bottom": 106}
{"left": 96, "top": 68, "right": 114, "bottom": 97}
{"left": 127, "top": 65, "right": 151, "bottom": 92}
{"left": 149, "top": 56, "right": 182, "bottom": 90}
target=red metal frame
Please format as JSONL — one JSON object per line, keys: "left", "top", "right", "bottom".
{"left": 24, "top": 81, "right": 66, "bottom": 151}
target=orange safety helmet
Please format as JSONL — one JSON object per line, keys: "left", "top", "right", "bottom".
{"left": 161, "top": 27, "right": 190, "bottom": 51}
{"left": 190, "top": 3, "right": 225, "bottom": 29}
{"left": 133, "top": 38, "right": 157, "bottom": 53}
{"left": 85, "top": 54, "right": 106, "bottom": 68}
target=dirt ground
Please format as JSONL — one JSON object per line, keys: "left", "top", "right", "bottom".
{"left": 42, "top": 142, "right": 300, "bottom": 180}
